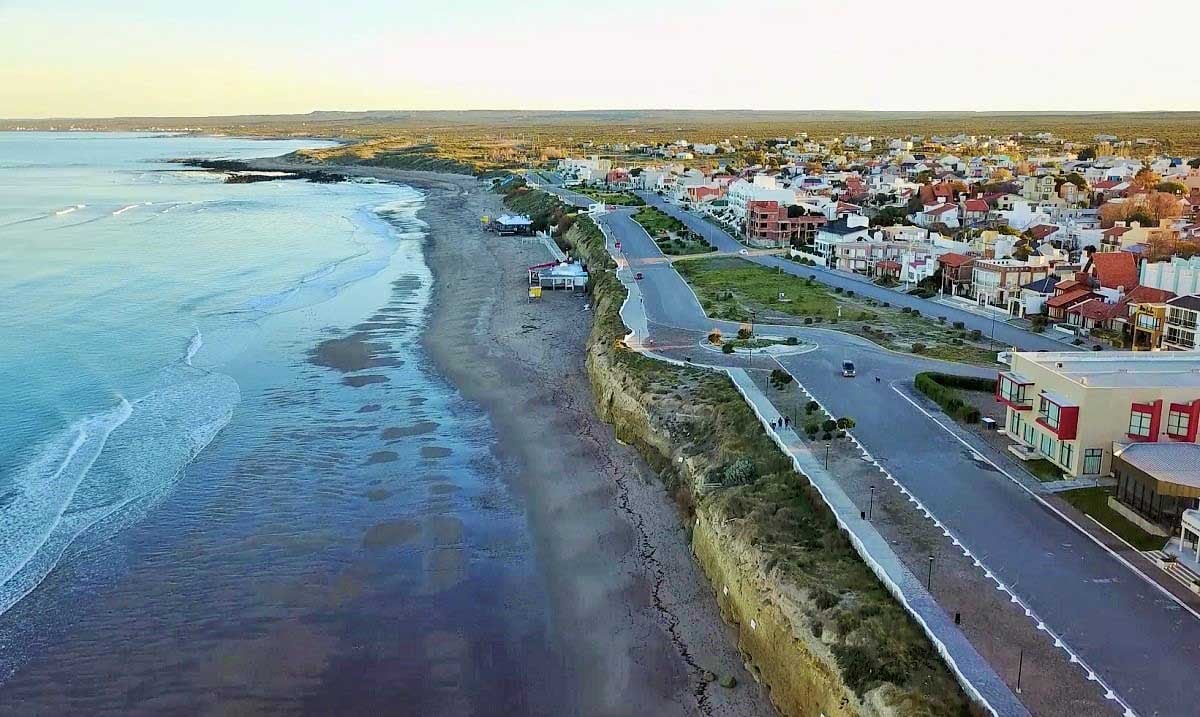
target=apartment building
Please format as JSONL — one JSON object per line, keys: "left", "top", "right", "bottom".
{"left": 1164, "top": 295, "right": 1200, "bottom": 351}
{"left": 744, "top": 200, "right": 826, "bottom": 249}
{"left": 997, "top": 352, "right": 1200, "bottom": 493}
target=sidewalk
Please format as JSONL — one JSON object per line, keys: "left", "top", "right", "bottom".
{"left": 727, "top": 369, "right": 1029, "bottom": 717}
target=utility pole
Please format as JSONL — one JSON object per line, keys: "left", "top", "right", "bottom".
{"left": 1016, "top": 648, "right": 1024, "bottom": 694}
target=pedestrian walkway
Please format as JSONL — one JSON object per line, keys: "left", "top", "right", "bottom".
{"left": 726, "top": 369, "right": 1028, "bottom": 717}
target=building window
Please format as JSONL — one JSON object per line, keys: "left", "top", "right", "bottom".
{"left": 1059, "top": 442, "right": 1074, "bottom": 470}
{"left": 1039, "top": 433, "right": 1056, "bottom": 458}
{"left": 1083, "top": 448, "right": 1103, "bottom": 475}
{"left": 1023, "top": 423, "right": 1035, "bottom": 445}
{"left": 1009, "top": 410, "right": 1021, "bottom": 434}
{"left": 1039, "top": 396, "right": 1061, "bottom": 430}
{"left": 1167, "top": 408, "right": 1191, "bottom": 438}
{"left": 1128, "top": 408, "right": 1153, "bottom": 438}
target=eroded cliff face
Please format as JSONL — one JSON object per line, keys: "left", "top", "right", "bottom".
{"left": 585, "top": 322, "right": 868, "bottom": 717}
{"left": 561, "top": 214, "right": 969, "bottom": 717}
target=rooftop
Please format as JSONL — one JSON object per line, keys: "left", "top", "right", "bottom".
{"left": 1012, "top": 351, "right": 1200, "bottom": 389}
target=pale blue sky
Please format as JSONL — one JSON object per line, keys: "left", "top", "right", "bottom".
{"left": 2, "top": 0, "right": 1196, "bottom": 117}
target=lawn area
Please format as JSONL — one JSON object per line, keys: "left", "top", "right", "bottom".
{"left": 678, "top": 257, "right": 842, "bottom": 320}
{"left": 1023, "top": 458, "right": 1063, "bottom": 483}
{"left": 633, "top": 205, "right": 687, "bottom": 235}
{"left": 634, "top": 206, "right": 714, "bottom": 256}
{"left": 572, "top": 186, "right": 645, "bottom": 206}
{"left": 1059, "top": 487, "right": 1169, "bottom": 551}
{"left": 675, "top": 258, "right": 1004, "bottom": 366}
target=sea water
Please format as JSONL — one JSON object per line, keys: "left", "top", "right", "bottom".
{"left": 0, "top": 133, "right": 561, "bottom": 713}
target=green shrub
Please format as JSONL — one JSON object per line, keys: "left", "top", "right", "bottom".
{"left": 723, "top": 457, "right": 758, "bottom": 486}
{"left": 786, "top": 336, "right": 799, "bottom": 346}
{"left": 722, "top": 342, "right": 735, "bottom": 354}
{"left": 952, "top": 321, "right": 965, "bottom": 329}
{"left": 911, "top": 342, "right": 926, "bottom": 353}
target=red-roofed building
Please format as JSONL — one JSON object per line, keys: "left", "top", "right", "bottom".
{"left": 1047, "top": 287, "right": 1096, "bottom": 320}
{"left": 1027, "top": 224, "right": 1061, "bottom": 242}
{"left": 1083, "top": 250, "right": 1139, "bottom": 291}
{"left": 938, "top": 252, "right": 975, "bottom": 296}
{"left": 960, "top": 197, "right": 989, "bottom": 226}
{"left": 605, "top": 169, "right": 632, "bottom": 189}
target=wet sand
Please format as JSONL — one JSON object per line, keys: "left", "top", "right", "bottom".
{"left": 243, "top": 158, "right": 778, "bottom": 715}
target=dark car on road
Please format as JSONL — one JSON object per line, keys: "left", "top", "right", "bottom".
{"left": 841, "top": 360, "right": 856, "bottom": 377}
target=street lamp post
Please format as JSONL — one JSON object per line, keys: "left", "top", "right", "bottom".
{"left": 825, "top": 440, "right": 831, "bottom": 469}
{"left": 926, "top": 555, "right": 934, "bottom": 589}
{"left": 868, "top": 485, "right": 875, "bottom": 520}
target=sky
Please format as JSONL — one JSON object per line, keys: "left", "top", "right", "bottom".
{"left": 2, "top": 0, "right": 1197, "bottom": 118}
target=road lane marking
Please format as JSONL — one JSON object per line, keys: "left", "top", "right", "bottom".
{"left": 890, "top": 383, "right": 1200, "bottom": 627}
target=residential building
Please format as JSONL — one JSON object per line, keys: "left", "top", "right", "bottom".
{"left": 745, "top": 200, "right": 826, "bottom": 249}
{"left": 971, "top": 257, "right": 1055, "bottom": 311}
{"left": 813, "top": 215, "right": 870, "bottom": 266}
{"left": 996, "top": 352, "right": 1200, "bottom": 491}
{"left": 938, "top": 253, "right": 975, "bottom": 296}
{"left": 1141, "top": 256, "right": 1200, "bottom": 296}
{"left": 1164, "top": 295, "right": 1200, "bottom": 351}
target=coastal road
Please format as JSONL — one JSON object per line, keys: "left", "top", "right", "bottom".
{"left": 595, "top": 205, "right": 1200, "bottom": 717}
{"left": 633, "top": 190, "right": 1075, "bottom": 353}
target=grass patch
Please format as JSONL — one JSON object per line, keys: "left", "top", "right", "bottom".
{"left": 676, "top": 258, "right": 1001, "bottom": 365}
{"left": 634, "top": 206, "right": 714, "bottom": 255}
{"left": 571, "top": 186, "right": 645, "bottom": 206}
{"left": 1059, "top": 487, "right": 1169, "bottom": 551}
{"left": 913, "top": 372, "right": 995, "bottom": 424}
{"left": 678, "top": 257, "right": 841, "bottom": 320}
{"left": 1023, "top": 458, "right": 1063, "bottom": 483}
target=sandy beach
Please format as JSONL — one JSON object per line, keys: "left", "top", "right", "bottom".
{"left": 245, "top": 159, "right": 777, "bottom": 716}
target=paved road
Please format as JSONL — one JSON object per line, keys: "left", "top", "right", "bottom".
{"left": 634, "top": 191, "right": 1076, "bottom": 354}
{"left": 595, "top": 204, "right": 1200, "bottom": 717}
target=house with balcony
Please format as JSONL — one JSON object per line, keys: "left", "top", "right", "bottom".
{"left": 970, "top": 257, "right": 1055, "bottom": 312}
{"left": 997, "top": 352, "right": 1200, "bottom": 528}
{"left": 813, "top": 215, "right": 870, "bottom": 266}
{"left": 937, "top": 253, "right": 975, "bottom": 296}
{"left": 1163, "top": 295, "right": 1200, "bottom": 351}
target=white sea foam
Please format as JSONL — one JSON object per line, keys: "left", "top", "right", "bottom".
{"left": 111, "top": 203, "right": 146, "bottom": 216}
{"left": 54, "top": 204, "right": 86, "bottom": 216}
{"left": 184, "top": 327, "right": 203, "bottom": 366}
{"left": 0, "top": 398, "right": 132, "bottom": 615}
{"left": 0, "top": 358, "right": 239, "bottom": 619}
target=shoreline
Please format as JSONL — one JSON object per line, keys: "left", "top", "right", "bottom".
{"left": 240, "top": 156, "right": 777, "bottom": 715}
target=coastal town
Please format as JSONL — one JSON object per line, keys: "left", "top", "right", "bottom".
{"left": 474, "top": 126, "right": 1200, "bottom": 717}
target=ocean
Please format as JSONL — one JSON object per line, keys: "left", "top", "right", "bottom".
{"left": 0, "top": 133, "right": 559, "bottom": 714}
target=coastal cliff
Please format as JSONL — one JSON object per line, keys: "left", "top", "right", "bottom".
{"left": 554, "top": 212, "right": 974, "bottom": 717}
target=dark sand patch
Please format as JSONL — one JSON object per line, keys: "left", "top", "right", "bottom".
{"left": 310, "top": 332, "right": 394, "bottom": 373}
{"left": 365, "top": 488, "right": 392, "bottom": 501}
{"left": 422, "top": 547, "right": 467, "bottom": 593}
{"left": 427, "top": 515, "right": 464, "bottom": 546}
{"left": 343, "top": 374, "right": 390, "bottom": 387}
{"left": 421, "top": 446, "right": 452, "bottom": 459}
{"left": 428, "top": 483, "right": 460, "bottom": 496}
{"left": 361, "top": 519, "right": 421, "bottom": 549}
{"left": 382, "top": 421, "right": 439, "bottom": 440}
{"left": 357, "top": 404, "right": 382, "bottom": 413}
{"left": 365, "top": 451, "right": 399, "bottom": 465}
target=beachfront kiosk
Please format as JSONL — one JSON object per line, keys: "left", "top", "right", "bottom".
{"left": 528, "top": 260, "right": 588, "bottom": 293}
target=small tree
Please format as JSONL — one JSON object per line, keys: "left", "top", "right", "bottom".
{"left": 836, "top": 417, "right": 856, "bottom": 431}
{"left": 722, "top": 342, "right": 735, "bottom": 354}
{"left": 708, "top": 329, "right": 722, "bottom": 344}
{"left": 822, "top": 418, "right": 837, "bottom": 433}
{"left": 805, "top": 400, "right": 819, "bottom": 414}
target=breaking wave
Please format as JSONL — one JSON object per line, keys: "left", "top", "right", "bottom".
{"left": 0, "top": 337, "right": 239, "bottom": 619}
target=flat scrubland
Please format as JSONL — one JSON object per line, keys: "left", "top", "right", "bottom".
{"left": 10, "top": 110, "right": 1200, "bottom": 170}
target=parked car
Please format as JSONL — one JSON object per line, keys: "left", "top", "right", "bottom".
{"left": 738, "top": 248, "right": 749, "bottom": 255}
{"left": 841, "top": 360, "right": 856, "bottom": 377}
{"left": 635, "top": 272, "right": 644, "bottom": 281}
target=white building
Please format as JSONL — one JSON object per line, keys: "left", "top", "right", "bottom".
{"left": 1142, "top": 257, "right": 1200, "bottom": 296}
